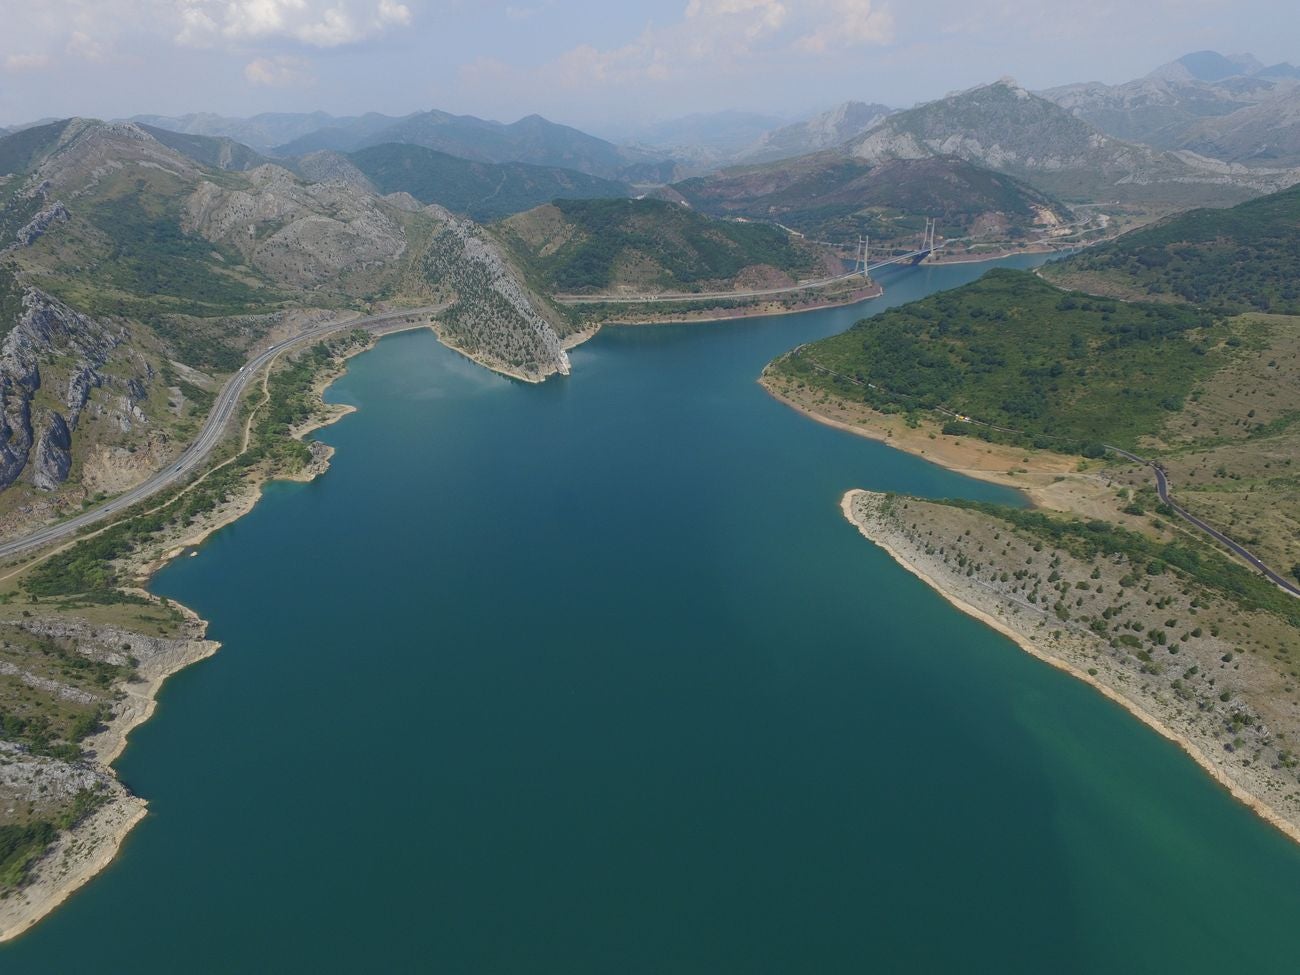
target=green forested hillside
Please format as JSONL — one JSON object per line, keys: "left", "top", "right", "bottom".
{"left": 770, "top": 269, "right": 1221, "bottom": 451}
{"left": 499, "top": 197, "right": 827, "bottom": 294}
{"left": 1046, "top": 183, "right": 1300, "bottom": 312}
{"left": 0, "top": 120, "right": 72, "bottom": 177}
{"left": 349, "top": 143, "right": 630, "bottom": 221}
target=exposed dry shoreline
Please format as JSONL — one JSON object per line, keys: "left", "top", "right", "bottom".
{"left": 840, "top": 489, "right": 1300, "bottom": 846}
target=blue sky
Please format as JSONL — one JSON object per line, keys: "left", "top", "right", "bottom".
{"left": 1, "top": 1, "right": 1296, "bottom": 133}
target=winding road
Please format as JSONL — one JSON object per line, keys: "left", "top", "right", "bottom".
{"left": 553, "top": 269, "right": 873, "bottom": 305}
{"left": 1106, "top": 445, "right": 1300, "bottom": 599}
{"left": 0, "top": 304, "right": 446, "bottom": 564}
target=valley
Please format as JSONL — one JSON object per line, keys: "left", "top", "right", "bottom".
{"left": 1, "top": 40, "right": 1300, "bottom": 966}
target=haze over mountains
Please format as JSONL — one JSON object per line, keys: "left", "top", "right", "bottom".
{"left": 130, "top": 109, "right": 675, "bottom": 184}
{"left": 1042, "top": 50, "right": 1300, "bottom": 166}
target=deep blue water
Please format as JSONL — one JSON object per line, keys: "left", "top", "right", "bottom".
{"left": 8, "top": 257, "right": 1300, "bottom": 973}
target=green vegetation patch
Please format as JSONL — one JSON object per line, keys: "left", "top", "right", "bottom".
{"left": 82, "top": 184, "right": 274, "bottom": 316}
{"left": 1052, "top": 183, "right": 1300, "bottom": 314}
{"left": 0, "top": 120, "right": 70, "bottom": 177}
{"left": 510, "top": 198, "right": 819, "bottom": 294}
{"left": 0, "top": 789, "right": 108, "bottom": 891}
{"left": 0, "top": 821, "right": 57, "bottom": 890}
{"left": 0, "top": 263, "right": 24, "bottom": 343}
{"left": 772, "top": 269, "right": 1220, "bottom": 452}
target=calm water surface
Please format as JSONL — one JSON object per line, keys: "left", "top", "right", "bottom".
{"left": 8, "top": 257, "right": 1300, "bottom": 972}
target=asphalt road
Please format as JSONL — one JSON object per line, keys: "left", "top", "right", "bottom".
{"left": 0, "top": 304, "right": 445, "bottom": 564}
{"left": 1106, "top": 445, "right": 1300, "bottom": 599}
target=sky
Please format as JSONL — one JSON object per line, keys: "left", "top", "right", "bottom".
{"left": 0, "top": 0, "right": 1297, "bottom": 135}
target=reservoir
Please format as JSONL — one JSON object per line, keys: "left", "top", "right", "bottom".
{"left": 7, "top": 255, "right": 1300, "bottom": 972}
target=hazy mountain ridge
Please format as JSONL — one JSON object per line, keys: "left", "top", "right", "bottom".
{"left": 272, "top": 109, "right": 674, "bottom": 183}
{"left": 347, "top": 143, "right": 630, "bottom": 222}
{"left": 136, "top": 125, "right": 274, "bottom": 173}
{"left": 739, "top": 101, "right": 895, "bottom": 164}
{"left": 846, "top": 78, "right": 1298, "bottom": 203}
{"left": 617, "top": 111, "right": 789, "bottom": 153}
{"left": 668, "top": 151, "right": 1071, "bottom": 249}
{"left": 126, "top": 111, "right": 404, "bottom": 153}
{"left": 1040, "top": 50, "right": 1300, "bottom": 166}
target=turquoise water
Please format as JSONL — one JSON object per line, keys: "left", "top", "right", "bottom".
{"left": 8, "top": 257, "right": 1300, "bottom": 972}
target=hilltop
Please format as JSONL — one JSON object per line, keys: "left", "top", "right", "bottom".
{"left": 497, "top": 197, "right": 836, "bottom": 297}
{"left": 347, "top": 143, "right": 630, "bottom": 222}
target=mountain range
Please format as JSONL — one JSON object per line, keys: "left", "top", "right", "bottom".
{"left": 133, "top": 109, "right": 675, "bottom": 184}
{"left": 1041, "top": 50, "right": 1300, "bottom": 166}
{"left": 0, "top": 118, "right": 583, "bottom": 529}
{"left": 845, "top": 77, "right": 1297, "bottom": 204}
{"left": 666, "top": 152, "right": 1071, "bottom": 248}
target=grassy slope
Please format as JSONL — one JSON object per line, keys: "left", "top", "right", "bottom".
{"left": 771, "top": 268, "right": 1220, "bottom": 451}
{"left": 349, "top": 143, "right": 630, "bottom": 221}
{"left": 498, "top": 197, "right": 824, "bottom": 295}
{"left": 1044, "top": 183, "right": 1300, "bottom": 313}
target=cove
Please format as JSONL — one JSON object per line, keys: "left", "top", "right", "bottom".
{"left": 7, "top": 256, "right": 1300, "bottom": 973}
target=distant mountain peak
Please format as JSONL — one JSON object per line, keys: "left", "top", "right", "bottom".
{"left": 1148, "top": 50, "right": 1266, "bottom": 83}
{"left": 738, "top": 99, "right": 894, "bottom": 164}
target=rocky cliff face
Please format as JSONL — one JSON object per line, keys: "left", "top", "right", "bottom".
{"left": 425, "top": 207, "right": 570, "bottom": 380}
{"left": 0, "top": 287, "right": 133, "bottom": 492}
{"left": 184, "top": 163, "right": 407, "bottom": 288}
{"left": 0, "top": 116, "right": 590, "bottom": 531}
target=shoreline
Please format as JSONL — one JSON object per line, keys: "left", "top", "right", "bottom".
{"left": 594, "top": 282, "right": 884, "bottom": 326}
{"left": 0, "top": 308, "right": 820, "bottom": 941}
{"left": 0, "top": 324, "right": 402, "bottom": 943}
{"left": 758, "top": 378, "right": 1043, "bottom": 502}
{"left": 839, "top": 489, "right": 1300, "bottom": 847}
{"left": 0, "top": 242, "right": 1136, "bottom": 939}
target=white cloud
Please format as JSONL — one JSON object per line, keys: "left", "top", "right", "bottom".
{"left": 464, "top": 0, "right": 890, "bottom": 92}
{"left": 66, "top": 30, "right": 109, "bottom": 62}
{"left": 244, "top": 54, "right": 316, "bottom": 85}
{"left": 4, "top": 53, "right": 52, "bottom": 73}
{"left": 795, "top": 0, "right": 893, "bottom": 53}
{"left": 177, "top": 0, "right": 413, "bottom": 49}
